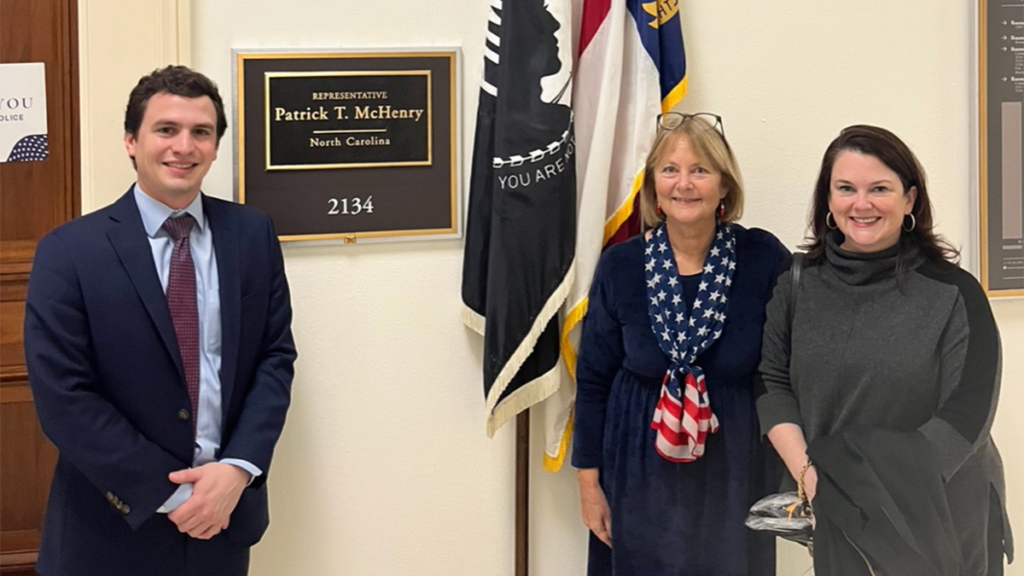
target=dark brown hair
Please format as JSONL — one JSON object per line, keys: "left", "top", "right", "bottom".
{"left": 802, "top": 124, "right": 959, "bottom": 265}
{"left": 124, "top": 65, "right": 227, "bottom": 143}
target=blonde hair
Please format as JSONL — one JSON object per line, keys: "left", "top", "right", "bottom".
{"left": 638, "top": 116, "right": 744, "bottom": 228}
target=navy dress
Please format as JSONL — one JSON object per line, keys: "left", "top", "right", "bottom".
{"left": 572, "top": 226, "right": 788, "bottom": 576}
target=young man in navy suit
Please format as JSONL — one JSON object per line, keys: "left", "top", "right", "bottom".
{"left": 24, "top": 65, "right": 297, "bottom": 576}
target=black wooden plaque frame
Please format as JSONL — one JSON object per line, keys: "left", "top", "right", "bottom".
{"left": 233, "top": 49, "right": 460, "bottom": 243}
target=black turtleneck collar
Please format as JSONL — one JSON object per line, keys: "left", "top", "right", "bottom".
{"left": 823, "top": 231, "right": 923, "bottom": 286}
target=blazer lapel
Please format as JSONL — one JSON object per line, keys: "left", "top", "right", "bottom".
{"left": 206, "top": 196, "right": 241, "bottom": 409}
{"left": 106, "top": 188, "right": 184, "bottom": 380}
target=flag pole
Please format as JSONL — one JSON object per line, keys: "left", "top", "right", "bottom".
{"left": 515, "top": 410, "right": 530, "bottom": 576}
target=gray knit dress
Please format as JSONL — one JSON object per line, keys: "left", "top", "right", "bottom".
{"left": 757, "top": 232, "right": 1013, "bottom": 574}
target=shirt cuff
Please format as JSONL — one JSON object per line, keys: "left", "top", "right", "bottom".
{"left": 157, "top": 483, "right": 193, "bottom": 513}
{"left": 220, "top": 458, "right": 263, "bottom": 486}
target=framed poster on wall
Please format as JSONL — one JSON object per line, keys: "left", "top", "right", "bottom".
{"left": 233, "top": 48, "right": 460, "bottom": 243}
{"left": 979, "top": 0, "right": 1024, "bottom": 297}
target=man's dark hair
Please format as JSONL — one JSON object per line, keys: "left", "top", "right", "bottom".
{"left": 124, "top": 65, "right": 228, "bottom": 144}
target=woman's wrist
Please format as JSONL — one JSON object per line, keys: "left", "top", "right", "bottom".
{"left": 577, "top": 468, "right": 600, "bottom": 487}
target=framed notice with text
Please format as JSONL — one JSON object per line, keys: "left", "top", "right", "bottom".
{"left": 979, "top": 0, "right": 1024, "bottom": 296}
{"left": 233, "top": 48, "right": 460, "bottom": 243}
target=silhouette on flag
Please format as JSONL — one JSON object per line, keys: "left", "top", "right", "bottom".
{"left": 461, "top": 0, "right": 577, "bottom": 436}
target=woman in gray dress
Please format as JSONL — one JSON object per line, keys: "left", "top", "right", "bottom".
{"left": 757, "top": 125, "right": 1013, "bottom": 575}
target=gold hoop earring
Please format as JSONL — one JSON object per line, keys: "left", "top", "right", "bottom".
{"left": 903, "top": 214, "right": 916, "bottom": 232}
{"left": 826, "top": 212, "right": 838, "bottom": 230}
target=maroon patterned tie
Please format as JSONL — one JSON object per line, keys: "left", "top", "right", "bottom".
{"left": 162, "top": 214, "right": 199, "bottom": 428}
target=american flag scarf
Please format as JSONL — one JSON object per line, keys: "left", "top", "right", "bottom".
{"left": 645, "top": 223, "right": 736, "bottom": 462}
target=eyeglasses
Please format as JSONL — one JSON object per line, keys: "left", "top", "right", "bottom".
{"left": 657, "top": 112, "right": 726, "bottom": 139}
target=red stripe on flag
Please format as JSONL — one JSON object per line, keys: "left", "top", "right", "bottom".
{"left": 662, "top": 394, "right": 683, "bottom": 420}
{"left": 578, "top": 0, "right": 611, "bottom": 55}
{"left": 683, "top": 400, "right": 699, "bottom": 421}
{"left": 605, "top": 195, "right": 642, "bottom": 248}
{"left": 661, "top": 431, "right": 685, "bottom": 447}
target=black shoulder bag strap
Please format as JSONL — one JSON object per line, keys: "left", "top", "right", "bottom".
{"left": 789, "top": 253, "right": 804, "bottom": 326}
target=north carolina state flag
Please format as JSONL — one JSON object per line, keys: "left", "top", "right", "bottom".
{"left": 543, "top": 0, "right": 689, "bottom": 471}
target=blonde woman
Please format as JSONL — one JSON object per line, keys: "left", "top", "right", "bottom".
{"left": 573, "top": 113, "right": 788, "bottom": 576}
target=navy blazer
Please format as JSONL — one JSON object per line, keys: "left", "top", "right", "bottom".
{"left": 24, "top": 188, "right": 296, "bottom": 576}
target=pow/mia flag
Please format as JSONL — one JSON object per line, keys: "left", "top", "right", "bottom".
{"left": 461, "top": 0, "right": 576, "bottom": 436}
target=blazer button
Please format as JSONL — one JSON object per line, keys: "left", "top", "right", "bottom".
{"left": 177, "top": 409, "right": 190, "bottom": 421}
{"left": 122, "top": 504, "right": 131, "bottom": 514}
{"left": 106, "top": 491, "right": 114, "bottom": 502}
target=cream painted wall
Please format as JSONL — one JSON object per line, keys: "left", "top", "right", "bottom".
{"left": 77, "top": 1, "right": 1022, "bottom": 574}
{"left": 195, "top": 3, "right": 518, "bottom": 575}
{"left": 78, "top": 0, "right": 190, "bottom": 210}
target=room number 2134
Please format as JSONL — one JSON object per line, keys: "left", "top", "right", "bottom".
{"left": 327, "top": 196, "right": 374, "bottom": 215}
